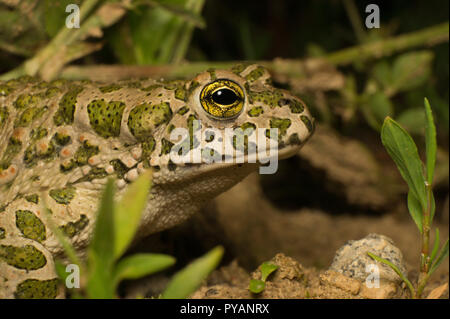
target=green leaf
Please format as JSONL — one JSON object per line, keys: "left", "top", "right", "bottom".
{"left": 86, "top": 178, "right": 116, "bottom": 299}
{"left": 381, "top": 117, "right": 427, "bottom": 211}
{"left": 372, "top": 60, "right": 393, "bottom": 89}
{"left": 430, "top": 228, "right": 440, "bottom": 264}
{"left": 114, "top": 170, "right": 153, "bottom": 259}
{"left": 362, "top": 91, "right": 393, "bottom": 131}
{"left": 396, "top": 107, "right": 426, "bottom": 136}
{"left": 367, "top": 252, "right": 415, "bottom": 297}
{"left": 391, "top": 51, "right": 433, "bottom": 94}
{"left": 113, "top": 253, "right": 175, "bottom": 288}
{"left": 109, "top": 0, "right": 205, "bottom": 64}
{"left": 162, "top": 246, "right": 224, "bottom": 299}
{"left": 260, "top": 262, "right": 278, "bottom": 282}
{"left": 428, "top": 239, "right": 449, "bottom": 277}
{"left": 407, "top": 191, "right": 423, "bottom": 233}
{"left": 424, "top": 98, "right": 437, "bottom": 185}
{"left": 249, "top": 279, "right": 265, "bottom": 294}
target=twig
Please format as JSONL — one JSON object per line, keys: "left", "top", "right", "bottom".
{"left": 59, "top": 22, "right": 449, "bottom": 82}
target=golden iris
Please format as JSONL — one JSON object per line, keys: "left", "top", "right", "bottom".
{"left": 200, "top": 79, "right": 244, "bottom": 119}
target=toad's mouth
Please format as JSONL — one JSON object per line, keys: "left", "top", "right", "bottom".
{"left": 157, "top": 143, "right": 304, "bottom": 176}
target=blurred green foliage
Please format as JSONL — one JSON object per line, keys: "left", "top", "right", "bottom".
{"left": 0, "top": 0, "right": 448, "bottom": 166}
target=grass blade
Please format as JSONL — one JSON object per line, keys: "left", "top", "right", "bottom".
{"left": 430, "top": 228, "right": 440, "bottom": 264}
{"left": 86, "top": 178, "right": 116, "bottom": 298}
{"left": 424, "top": 98, "right": 437, "bottom": 185}
{"left": 429, "top": 239, "right": 449, "bottom": 277}
{"left": 114, "top": 170, "right": 153, "bottom": 259}
{"left": 367, "top": 252, "right": 415, "bottom": 297}
{"left": 113, "top": 253, "right": 175, "bottom": 289}
{"left": 162, "top": 246, "right": 224, "bottom": 299}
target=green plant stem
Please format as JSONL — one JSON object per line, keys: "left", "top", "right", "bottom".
{"left": 59, "top": 22, "right": 449, "bottom": 82}
{"left": 416, "top": 182, "right": 434, "bottom": 298}
{"left": 421, "top": 183, "right": 432, "bottom": 273}
{"left": 342, "top": 0, "right": 367, "bottom": 43}
{"left": 0, "top": 0, "right": 102, "bottom": 81}
{"left": 325, "top": 22, "right": 449, "bottom": 65}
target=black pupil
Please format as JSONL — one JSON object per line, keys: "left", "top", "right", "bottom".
{"left": 211, "top": 88, "right": 239, "bottom": 105}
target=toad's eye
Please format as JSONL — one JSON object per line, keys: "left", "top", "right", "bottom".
{"left": 200, "top": 79, "right": 244, "bottom": 120}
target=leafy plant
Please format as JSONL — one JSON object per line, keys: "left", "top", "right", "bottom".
{"left": 248, "top": 262, "right": 278, "bottom": 294}
{"left": 368, "top": 98, "right": 449, "bottom": 299}
{"left": 49, "top": 170, "right": 223, "bottom": 298}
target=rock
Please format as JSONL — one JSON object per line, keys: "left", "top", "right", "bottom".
{"left": 319, "top": 270, "right": 361, "bottom": 295}
{"left": 329, "top": 233, "right": 407, "bottom": 284}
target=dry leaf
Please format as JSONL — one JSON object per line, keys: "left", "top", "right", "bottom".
{"left": 426, "top": 283, "right": 448, "bottom": 299}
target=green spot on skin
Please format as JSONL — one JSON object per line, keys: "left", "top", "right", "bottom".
{"left": 25, "top": 194, "right": 39, "bottom": 204}
{"left": 72, "top": 167, "right": 108, "bottom": 183}
{"left": 160, "top": 138, "right": 174, "bottom": 155}
{"left": 15, "top": 210, "right": 46, "bottom": 242}
{"left": 141, "top": 137, "right": 156, "bottom": 168}
{"left": 0, "top": 244, "right": 47, "bottom": 270}
{"left": 284, "top": 99, "right": 304, "bottom": 113}
{"left": 186, "top": 114, "right": 200, "bottom": 150}
{"left": 268, "top": 117, "right": 291, "bottom": 139}
{"left": 30, "top": 127, "right": 48, "bottom": 141}
{"left": 127, "top": 102, "right": 172, "bottom": 140}
{"left": 177, "top": 106, "right": 189, "bottom": 115}
{"left": 49, "top": 186, "right": 76, "bottom": 205}
{"left": 248, "top": 106, "right": 264, "bottom": 117}
{"left": 0, "top": 137, "right": 22, "bottom": 170}
{"left": 175, "top": 87, "right": 187, "bottom": 101}
{"left": 141, "top": 84, "right": 162, "bottom": 92}
{"left": 0, "top": 227, "right": 5, "bottom": 239}
{"left": 99, "top": 84, "right": 122, "bottom": 93}
{"left": 167, "top": 124, "right": 175, "bottom": 134}
{"left": 14, "top": 94, "right": 41, "bottom": 109}
{"left": 59, "top": 214, "right": 89, "bottom": 238}
{"left": 73, "top": 140, "right": 99, "bottom": 166}
{"left": 23, "top": 136, "right": 59, "bottom": 168}
{"left": 188, "top": 81, "right": 200, "bottom": 97}
{"left": 45, "top": 86, "right": 62, "bottom": 98}
{"left": 53, "top": 86, "right": 83, "bottom": 126}
{"left": 49, "top": 79, "right": 69, "bottom": 87}
{"left": 53, "top": 132, "right": 71, "bottom": 146}
{"left": 233, "top": 123, "right": 256, "bottom": 152}
{"left": 300, "top": 115, "right": 313, "bottom": 132}
{"left": 231, "top": 64, "right": 248, "bottom": 75}
{"left": 207, "top": 68, "right": 217, "bottom": 81}
{"left": 288, "top": 133, "right": 302, "bottom": 145}
{"left": 0, "top": 107, "right": 8, "bottom": 129}
{"left": 14, "top": 106, "right": 48, "bottom": 128}
{"left": 87, "top": 99, "right": 126, "bottom": 138}
{"left": 14, "top": 278, "right": 59, "bottom": 299}
{"left": 0, "top": 84, "right": 14, "bottom": 96}
{"left": 246, "top": 66, "right": 266, "bottom": 82}
{"left": 60, "top": 160, "right": 75, "bottom": 172}
{"left": 248, "top": 89, "right": 283, "bottom": 108}
{"left": 110, "top": 159, "right": 129, "bottom": 179}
